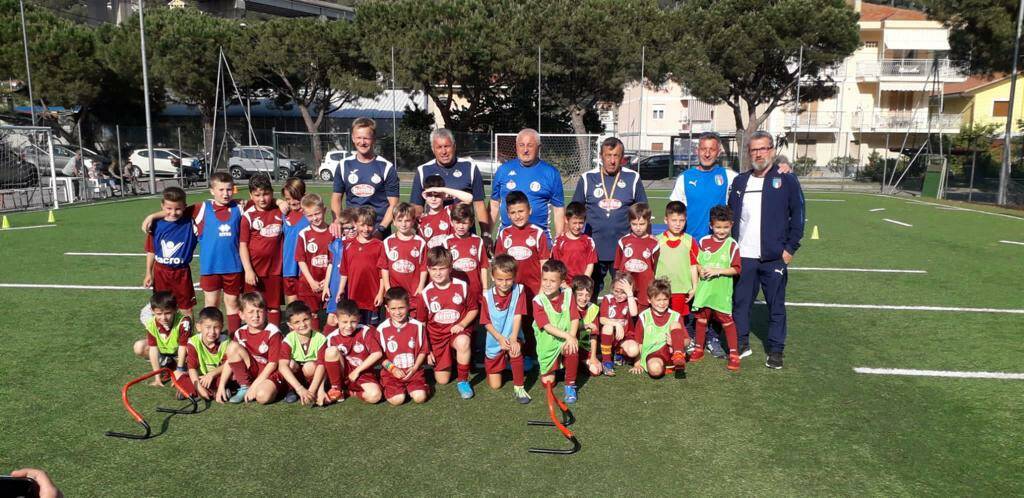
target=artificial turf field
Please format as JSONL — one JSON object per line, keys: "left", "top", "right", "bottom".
{"left": 1, "top": 186, "right": 1022, "bottom": 496}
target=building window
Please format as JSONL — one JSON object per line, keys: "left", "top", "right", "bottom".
{"left": 652, "top": 105, "right": 664, "bottom": 120}
{"left": 993, "top": 100, "right": 1009, "bottom": 118}
{"left": 652, "top": 142, "right": 664, "bottom": 151}
{"left": 864, "top": 41, "right": 878, "bottom": 48}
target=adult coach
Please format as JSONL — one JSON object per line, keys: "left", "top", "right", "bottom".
{"left": 329, "top": 117, "right": 399, "bottom": 238}
{"left": 410, "top": 128, "right": 491, "bottom": 234}
{"left": 490, "top": 128, "right": 565, "bottom": 238}
{"left": 571, "top": 137, "right": 647, "bottom": 295}
{"left": 728, "top": 131, "right": 804, "bottom": 370}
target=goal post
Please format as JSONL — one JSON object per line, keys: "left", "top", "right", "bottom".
{"left": 493, "top": 133, "right": 600, "bottom": 186}
{"left": 0, "top": 125, "right": 60, "bottom": 212}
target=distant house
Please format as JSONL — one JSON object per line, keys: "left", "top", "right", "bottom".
{"left": 940, "top": 74, "right": 1024, "bottom": 130}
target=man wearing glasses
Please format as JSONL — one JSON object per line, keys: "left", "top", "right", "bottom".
{"left": 728, "top": 131, "right": 805, "bottom": 370}
{"left": 410, "top": 128, "right": 491, "bottom": 236}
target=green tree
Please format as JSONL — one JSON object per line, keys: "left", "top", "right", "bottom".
{"left": 926, "top": 0, "right": 1019, "bottom": 74}
{"left": 356, "top": 0, "right": 532, "bottom": 132}
{"left": 662, "top": 0, "right": 859, "bottom": 169}
{"left": 235, "top": 17, "right": 378, "bottom": 165}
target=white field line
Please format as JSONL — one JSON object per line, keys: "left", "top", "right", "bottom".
{"left": 903, "top": 198, "right": 1024, "bottom": 220}
{"left": 882, "top": 218, "right": 913, "bottom": 227}
{"left": 999, "top": 240, "right": 1024, "bottom": 246}
{"left": 65, "top": 252, "right": 146, "bottom": 257}
{"left": 0, "top": 224, "right": 56, "bottom": 231}
{"left": 805, "top": 199, "right": 845, "bottom": 202}
{"left": 759, "top": 300, "right": 1024, "bottom": 314}
{"left": 854, "top": 367, "right": 1024, "bottom": 380}
{"left": 869, "top": 208, "right": 886, "bottom": 212}
{"left": 790, "top": 267, "right": 926, "bottom": 274}
{"left": 0, "top": 283, "right": 201, "bottom": 291}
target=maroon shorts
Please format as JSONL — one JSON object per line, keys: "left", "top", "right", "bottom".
{"left": 428, "top": 329, "right": 469, "bottom": 372}
{"left": 297, "top": 292, "right": 326, "bottom": 313}
{"left": 380, "top": 368, "right": 428, "bottom": 399}
{"left": 484, "top": 348, "right": 522, "bottom": 375}
{"left": 245, "top": 274, "right": 283, "bottom": 309}
{"left": 153, "top": 265, "right": 196, "bottom": 310}
{"left": 346, "top": 371, "right": 380, "bottom": 395}
{"left": 645, "top": 345, "right": 672, "bottom": 365}
{"left": 670, "top": 293, "right": 692, "bottom": 317}
{"left": 283, "top": 276, "right": 301, "bottom": 297}
{"left": 246, "top": 361, "right": 286, "bottom": 389}
{"left": 200, "top": 273, "right": 243, "bottom": 296}
{"left": 695, "top": 307, "right": 734, "bottom": 324}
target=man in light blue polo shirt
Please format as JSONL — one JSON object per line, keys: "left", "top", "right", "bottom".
{"left": 572, "top": 137, "right": 647, "bottom": 296}
{"left": 490, "top": 128, "right": 565, "bottom": 238}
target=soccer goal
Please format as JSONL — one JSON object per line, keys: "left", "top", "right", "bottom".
{"left": 493, "top": 133, "right": 600, "bottom": 185}
{"left": 0, "top": 125, "right": 61, "bottom": 212}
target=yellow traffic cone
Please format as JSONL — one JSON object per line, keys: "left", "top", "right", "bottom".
{"left": 47, "top": 210, "right": 55, "bottom": 224}
{"left": 1, "top": 215, "right": 9, "bottom": 229}
{"left": 811, "top": 225, "right": 819, "bottom": 240}
{"left": 232, "top": 185, "right": 238, "bottom": 195}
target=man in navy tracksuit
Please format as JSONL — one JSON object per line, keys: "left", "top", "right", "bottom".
{"left": 728, "top": 131, "right": 804, "bottom": 369}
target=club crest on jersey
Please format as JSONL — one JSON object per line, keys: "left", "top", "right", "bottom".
{"left": 715, "top": 174, "right": 725, "bottom": 186}
{"left": 371, "top": 174, "right": 382, "bottom": 184}
{"left": 642, "top": 249, "right": 651, "bottom": 259}
{"left": 593, "top": 187, "right": 604, "bottom": 198}
{"left": 452, "top": 293, "right": 463, "bottom": 305}
{"left": 348, "top": 171, "right": 359, "bottom": 184}
{"left": 388, "top": 250, "right": 399, "bottom": 261}
{"left": 351, "top": 184, "right": 375, "bottom": 198}
{"left": 258, "top": 342, "right": 269, "bottom": 354}
{"left": 772, "top": 178, "right": 782, "bottom": 189}
{"left": 469, "top": 245, "right": 477, "bottom": 256}
{"left": 439, "top": 221, "right": 449, "bottom": 231}
{"left": 617, "top": 180, "right": 626, "bottom": 188}
{"left": 608, "top": 305, "right": 617, "bottom": 318}
{"left": 453, "top": 170, "right": 462, "bottom": 178}
{"left": 306, "top": 241, "right": 319, "bottom": 253}
{"left": 218, "top": 224, "right": 232, "bottom": 237}
{"left": 506, "top": 181, "right": 517, "bottom": 190}
{"left": 529, "top": 181, "right": 541, "bottom": 192}
{"left": 340, "top": 344, "right": 351, "bottom": 355}
{"left": 526, "top": 236, "right": 536, "bottom": 247}
{"left": 411, "top": 248, "right": 420, "bottom": 258}
{"left": 423, "top": 226, "right": 433, "bottom": 237}
{"left": 408, "top": 339, "right": 415, "bottom": 349}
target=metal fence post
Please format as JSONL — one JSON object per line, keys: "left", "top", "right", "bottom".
{"left": 116, "top": 125, "right": 124, "bottom": 197}
{"left": 272, "top": 127, "right": 279, "bottom": 181}
{"left": 46, "top": 129, "right": 58, "bottom": 209}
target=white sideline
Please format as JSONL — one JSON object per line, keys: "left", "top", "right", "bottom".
{"left": 0, "top": 224, "right": 57, "bottom": 231}
{"left": 854, "top": 367, "right": 1024, "bottom": 380}
{"left": 65, "top": 252, "right": 146, "bottom": 257}
{"left": 805, "top": 199, "right": 845, "bottom": 202}
{"left": 882, "top": 218, "right": 912, "bottom": 227}
{"left": 869, "top": 208, "right": 886, "bottom": 212}
{"left": 903, "top": 198, "right": 1024, "bottom": 220}
{"left": 765, "top": 301, "right": 1024, "bottom": 314}
{"left": 790, "top": 267, "right": 926, "bottom": 274}
{"left": 999, "top": 240, "right": 1024, "bottom": 246}
{"left": 0, "top": 283, "right": 201, "bottom": 291}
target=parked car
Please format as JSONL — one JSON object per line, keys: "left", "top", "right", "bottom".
{"left": 128, "top": 148, "right": 204, "bottom": 179}
{"left": 21, "top": 144, "right": 110, "bottom": 177}
{"left": 2, "top": 144, "right": 40, "bottom": 188}
{"left": 317, "top": 149, "right": 352, "bottom": 182}
{"left": 228, "top": 146, "right": 306, "bottom": 180}
{"left": 633, "top": 154, "right": 673, "bottom": 180}
{"left": 462, "top": 151, "right": 501, "bottom": 177}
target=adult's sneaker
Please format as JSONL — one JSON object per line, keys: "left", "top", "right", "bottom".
{"left": 229, "top": 385, "right": 249, "bottom": 404}
{"left": 513, "top": 386, "right": 531, "bottom": 404}
{"left": 708, "top": 337, "right": 726, "bottom": 358}
{"left": 738, "top": 344, "right": 752, "bottom": 359}
{"left": 457, "top": 380, "right": 474, "bottom": 399}
{"left": 563, "top": 384, "right": 578, "bottom": 404}
{"left": 727, "top": 354, "right": 741, "bottom": 371}
{"left": 283, "top": 391, "right": 299, "bottom": 404}
{"left": 602, "top": 361, "right": 616, "bottom": 377}
{"left": 765, "top": 351, "right": 784, "bottom": 369}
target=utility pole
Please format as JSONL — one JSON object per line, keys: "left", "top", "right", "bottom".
{"left": 138, "top": 0, "right": 157, "bottom": 193}
{"left": 998, "top": 0, "right": 1024, "bottom": 205}
{"left": 18, "top": 0, "right": 36, "bottom": 126}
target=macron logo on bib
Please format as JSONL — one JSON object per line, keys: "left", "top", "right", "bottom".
{"left": 156, "top": 240, "right": 186, "bottom": 265}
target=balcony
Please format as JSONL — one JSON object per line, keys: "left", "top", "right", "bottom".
{"left": 855, "top": 59, "right": 967, "bottom": 82}
{"left": 854, "top": 111, "right": 962, "bottom": 132}
{"left": 783, "top": 111, "right": 841, "bottom": 131}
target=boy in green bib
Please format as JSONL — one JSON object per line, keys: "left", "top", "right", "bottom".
{"left": 278, "top": 301, "right": 328, "bottom": 405}
{"left": 629, "top": 279, "right": 688, "bottom": 378}
{"left": 532, "top": 260, "right": 582, "bottom": 404}
{"left": 691, "top": 205, "right": 741, "bottom": 371}
{"left": 183, "top": 307, "right": 231, "bottom": 401}
{"left": 570, "top": 275, "right": 604, "bottom": 378}
{"left": 654, "top": 201, "right": 699, "bottom": 370}
{"left": 133, "top": 291, "right": 192, "bottom": 387}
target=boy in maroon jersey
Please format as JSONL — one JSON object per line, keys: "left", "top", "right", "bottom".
{"left": 220, "top": 292, "right": 284, "bottom": 404}
{"left": 241, "top": 175, "right": 285, "bottom": 326}
{"left": 551, "top": 202, "right": 598, "bottom": 283}
{"left": 494, "top": 191, "right": 550, "bottom": 301}
{"left": 383, "top": 203, "right": 428, "bottom": 321}
{"left": 421, "top": 246, "right": 478, "bottom": 399}
{"left": 320, "top": 299, "right": 383, "bottom": 404}
{"left": 339, "top": 207, "right": 388, "bottom": 326}
{"left": 614, "top": 202, "right": 660, "bottom": 311}
{"left": 281, "top": 177, "right": 307, "bottom": 306}
{"left": 295, "top": 194, "right": 336, "bottom": 331}
{"left": 598, "top": 272, "right": 638, "bottom": 376}
{"left": 376, "top": 287, "right": 430, "bottom": 405}
{"left": 418, "top": 174, "right": 471, "bottom": 248}
{"left": 443, "top": 202, "right": 489, "bottom": 301}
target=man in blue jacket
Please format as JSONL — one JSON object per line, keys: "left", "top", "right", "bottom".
{"left": 728, "top": 131, "right": 804, "bottom": 369}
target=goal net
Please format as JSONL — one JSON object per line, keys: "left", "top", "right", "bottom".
{"left": 492, "top": 133, "right": 600, "bottom": 186}
{"left": 0, "top": 125, "right": 61, "bottom": 212}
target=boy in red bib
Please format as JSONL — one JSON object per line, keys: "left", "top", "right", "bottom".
{"left": 376, "top": 287, "right": 430, "bottom": 405}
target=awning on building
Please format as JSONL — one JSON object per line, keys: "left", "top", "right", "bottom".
{"left": 883, "top": 29, "right": 951, "bottom": 51}
{"left": 880, "top": 81, "right": 932, "bottom": 91}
